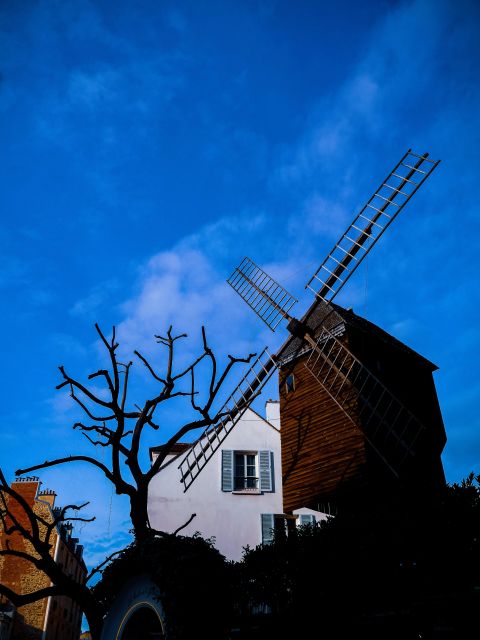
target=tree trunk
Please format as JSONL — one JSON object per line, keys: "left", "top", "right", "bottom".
{"left": 84, "top": 608, "right": 104, "bottom": 640}
{"left": 129, "top": 485, "right": 150, "bottom": 543}
{"left": 68, "top": 579, "right": 105, "bottom": 640}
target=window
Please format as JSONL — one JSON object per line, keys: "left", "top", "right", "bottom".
{"left": 222, "top": 450, "right": 273, "bottom": 492}
{"left": 285, "top": 373, "right": 295, "bottom": 393}
{"left": 234, "top": 452, "right": 258, "bottom": 490}
{"left": 261, "top": 514, "right": 274, "bottom": 544}
{"left": 298, "top": 514, "right": 316, "bottom": 527}
{"left": 261, "top": 514, "right": 287, "bottom": 544}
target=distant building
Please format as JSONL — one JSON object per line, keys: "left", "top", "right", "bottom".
{"left": 148, "top": 401, "right": 327, "bottom": 561}
{"left": 0, "top": 477, "right": 87, "bottom": 640}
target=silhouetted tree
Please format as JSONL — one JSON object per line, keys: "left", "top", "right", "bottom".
{"left": 1, "top": 324, "right": 256, "bottom": 639}
{"left": 17, "top": 324, "right": 255, "bottom": 542}
{"left": 0, "top": 469, "right": 104, "bottom": 638}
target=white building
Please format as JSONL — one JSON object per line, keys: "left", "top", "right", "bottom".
{"left": 148, "top": 400, "right": 328, "bottom": 561}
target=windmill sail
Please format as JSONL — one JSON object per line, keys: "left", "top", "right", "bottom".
{"left": 179, "top": 348, "right": 277, "bottom": 491}
{"left": 306, "top": 150, "right": 439, "bottom": 303}
{"left": 304, "top": 327, "right": 425, "bottom": 476}
{"left": 182, "top": 149, "right": 439, "bottom": 489}
{"left": 227, "top": 256, "right": 297, "bottom": 331}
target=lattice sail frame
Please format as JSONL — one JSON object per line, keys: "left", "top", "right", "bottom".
{"left": 304, "top": 327, "right": 425, "bottom": 476}
{"left": 227, "top": 257, "right": 297, "bottom": 331}
{"left": 180, "top": 149, "right": 439, "bottom": 489}
{"left": 179, "top": 348, "right": 277, "bottom": 491}
{"left": 306, "top": 150, "right": 440, "bottom": 303}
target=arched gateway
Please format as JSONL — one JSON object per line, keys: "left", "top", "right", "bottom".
{"left": 100, "top": 575, "right": 165, "bottom": 640}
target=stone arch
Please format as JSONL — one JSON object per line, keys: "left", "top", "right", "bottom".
{"left": 117, "top": 601, "right": 164, "bottom": 639}
{"left": 100, "top": 576, "right": 166, "bottom": 640}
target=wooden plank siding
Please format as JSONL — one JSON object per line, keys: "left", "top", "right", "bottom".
{"left": 280, "top": 335, "right": 369, "bottom": 513}
{"left": 347, "top": 323, "right": 447, "bottom": 491}
{"left": 279, "top": 310, "right": 447, "bottom": 514}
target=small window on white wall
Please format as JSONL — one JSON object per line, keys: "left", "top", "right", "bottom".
{"left": 261, "top": 514, "right": 274, "bottom": 544}
{"left": 222, "top": 450, "right": 274, "bottom": 493}
{"left": 298, "top": 514, "right": 316, "bottom": 527}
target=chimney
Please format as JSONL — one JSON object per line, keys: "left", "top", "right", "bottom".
{"left": 38, "top": 489, "right": 57, "bottom": 509}
{"left": 265, "top": 399, "right": 280, "bottom": 429}
{"left": 10, "top": 477, "right": 41, "bottom": 507}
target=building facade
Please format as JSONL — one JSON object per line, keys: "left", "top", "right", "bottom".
{"left": 277, "top": 300, "right": 447, "bottom": 514}
{"left": 148, "top": 401, "right": 327, "bottom": 561}
{"left": 0, "top": 477, "right": 86, "bottom": 640}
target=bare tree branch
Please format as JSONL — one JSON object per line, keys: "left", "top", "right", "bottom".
{"left": 134, "top": 349, "right": 166, "bottom": 384}
{"left": 120, "top": 361, "right": 133, "bottom": 412}
{"left": 0, "top": 583, "right": 61, "bottom": 608}
{"left": 173, "top": 512, "right": 197, "bottom": 536}
{"left": 2, "top": 322, "right": 262, "bottom": 640}
{"left": 15, "top": 457, "right": 134, "bottom": 497}
{"left": 69, "top": 390, "right": 117, "bottom": 422}
{"left": 95, "top": 324, "right": 120, "bottom": 400}
{"left": 57, "top": 366, "right": 112, "bottom": 409}
{"left": 0, "top": 473, "right": 106, "bottom": 636}
{"left": 86, "top": 548, "right": 126, "bottom": 583}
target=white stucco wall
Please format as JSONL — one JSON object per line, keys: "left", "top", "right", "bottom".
{"left": 148, "top": 404, "right": 283, "bottom": 561}
{"left": 293, "top": 507, "right": 330, "bottom": 526}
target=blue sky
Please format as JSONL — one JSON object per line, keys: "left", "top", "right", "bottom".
{"left": 1, "top": 0, "right": 479, "bottom": 570}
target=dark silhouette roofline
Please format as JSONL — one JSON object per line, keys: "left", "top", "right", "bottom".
{"left": 277, "top": 299, "right": 438, "bottom": 371}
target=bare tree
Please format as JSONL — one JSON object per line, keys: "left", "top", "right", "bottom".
{"left": 16, "top": 324, "right": 255, "bottom": 541}
{"left": 1, "top": 324, "right": 256, "bottom": 638}
{"left": 0, "top": 469, "right": 104, "bottom": 638}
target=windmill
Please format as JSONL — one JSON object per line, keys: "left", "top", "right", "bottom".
{"left": 179, "top": 150, "right": 442, "bottom": 496}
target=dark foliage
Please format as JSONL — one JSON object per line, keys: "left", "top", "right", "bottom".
{"left": 233, "top": 475, "right": 480, "bottom": 639}
{"left": 93, "top": 533, "right": 233, "bottom": 640}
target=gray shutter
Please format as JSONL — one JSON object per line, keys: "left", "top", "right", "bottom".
{"left": 259, "top": 450, "right": 272, "bottom": 492}
{"left": 221, "top": 450, "right": 234, "bottom": 491}
{"left": 261, "top": 514, "right": 275, "bottom": 544}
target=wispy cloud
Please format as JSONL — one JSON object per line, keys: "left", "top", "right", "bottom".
{"left": 116, "top": 221, "right": 272, "bottom": 364}
{"left": 70, "top": 279, "right": 120, "bottom": 319}
{"left": 111, "top": 0, "right": 480, "bottom": 483}
{"left": 1, "top": 0, "right": 478, "bottom": 568}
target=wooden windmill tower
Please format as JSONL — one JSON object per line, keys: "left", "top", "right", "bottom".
{"left": 178, "top": 150, "right": 446, "bottom": 514}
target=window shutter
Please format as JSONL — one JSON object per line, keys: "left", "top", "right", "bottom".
{"left": 261, "top": 514, "right": 275, "bottom": 544}
{"left": 259, "top": 450, "right": 273, "bottom": 492}
{"left": 221, "top": 450, "right": 234, "bottom": 491}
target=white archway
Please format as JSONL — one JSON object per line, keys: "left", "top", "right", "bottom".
{"left": 117, "top": 601, "right": 164, "bottom": 639}
{"left": 100, "top": 576, "right": 166, "bottom": 640}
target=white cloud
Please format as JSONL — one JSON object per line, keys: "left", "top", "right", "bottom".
{"left": 6, "top": 0, "right": 478, "bottom": 560}
{"left": 116, "top": 211, "right": 277, "bottom": 361}
{"left": 70, "top": 279, "right": 120, "bottom": 318}
{"left": 299, "top": 194, "right": 350, "bottom": 238}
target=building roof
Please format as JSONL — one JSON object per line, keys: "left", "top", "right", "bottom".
{"left": 149, "top": 406, "right": 280, "bottom": 469}
{"left": 149, "top": 442, "right": 191, "bottom": 462}
{"left": 277, "top": 299, "right": 437, "bottom": 371}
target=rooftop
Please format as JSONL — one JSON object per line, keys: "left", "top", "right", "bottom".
{"left": 277, "top": 299, "right": 437, "bottom": 370}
